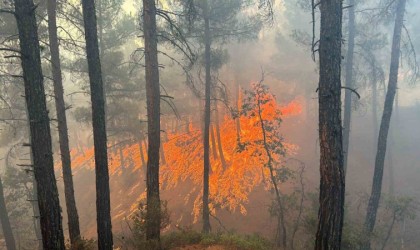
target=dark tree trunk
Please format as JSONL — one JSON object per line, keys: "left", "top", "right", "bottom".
{"left": 47, "top": 0, "right": 81, "bottom": 244}
{"left": 315, "top": 0, "right": 345, "bottom": 249}
{"left": 214, "top": 103, "right": 227, "bottom": 168}
{"left": 0, "top": 177, "right": 16, "bottom": 250}
{"left": 81, "top": 0, "right": 113, "bottom": 248}
{"left": 14, "top": 0, "right": 65, "bottom": 248}
{"left": 202, "top": 0, "right": 212, "bottom": 234}
{"left": 363, "top": 1, "right": 406, "bottom": 249}
{"left": 142, "top": 0, "right": 162, "bottom": 241}
{"left": 342, "top": 0, "right": 355, "bottom": 175}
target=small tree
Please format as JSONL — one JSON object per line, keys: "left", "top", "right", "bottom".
{"left": 241, "top": 80, "right": 290, "bottom": 248}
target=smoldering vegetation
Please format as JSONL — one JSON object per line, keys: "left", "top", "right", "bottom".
{"left": 0, "top": 0, "right": 419, "bottom": 249}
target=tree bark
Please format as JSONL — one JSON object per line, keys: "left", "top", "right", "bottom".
{"left": 342, "top": 0, "right": 355, "bottom": 175}
{"left": 81, "top": 0, "right": 113, "bottom": 248}
{"left": 0, "top": 177, "right": 16, "bottom": 250}
{"left": 14, "top": 0, "right": 65, "bottom": 248}
{"left": 214, "top": 103, "right": 227, "bottom": 168}
{"left": 47, "top": 0, "right": 81, "bottom": 244}
{"left": 315, "top": 0, "right": 345, "bottom": 249}
{"left": 142, "top": 0, "right": 162, "bottom": 241}
{"left": 363, "top": 1, "right": 406, "bottom": 249}
{"left": 202, "top": 0, "right": 212, "bottom": 234}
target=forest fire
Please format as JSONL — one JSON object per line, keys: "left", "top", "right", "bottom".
{"left": 65, "top": 93, "right": 302, "bottom": 224}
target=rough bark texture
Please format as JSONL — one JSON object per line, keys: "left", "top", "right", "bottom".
{"left": 14, "top": 0, "right": 65, "bottom": 248}
{"left": 363, "top": 1, "right": 406, "bottom": 247}
{"left": 0, "top": 177, "right": 16, "bottom": 250}
{"left": 81, "top": 0, "right": 113, "bottom": 248}
{"left": 202, "top": 0, "right": 212, "bottom": 233}
{"left": 315, "top": 0, "right": 345, "bottom": 249}
{"left": 142, "top": 0, "right": 162, "bottom": 241}
{"left": 342, "top": 0, "right": 355, "bottom": 175}
{"left": 47, "top": 0, "right": 81, "bottom": 244}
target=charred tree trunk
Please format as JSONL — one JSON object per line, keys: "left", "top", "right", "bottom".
{"left": 342, "top": 0, "right": 355, "bottom": 175}
{"left": 214, "top": 103, "right": 227, "bottom": 169}
{"left": 14, "top": 0, "right": 65, "bottom": 248}
{"left": 363, "top": 0, "right": 406, "bottom": 249}
{"left": 81, "top": 0, "right": 113, "bottom": 248}
{"left": 47, "top": 0, "right": 81, "bottom": 244}
{"left": 142, "top": 0, "right": 162, "bottom": 241}
{"left": 315, "top": 0, "right": 345, "bottom": 249}
{"left": 202, "top": 0, "right": 212, "bottom": 234}
{"left": 0, "top": 177, "right": 16, "bottom": 250}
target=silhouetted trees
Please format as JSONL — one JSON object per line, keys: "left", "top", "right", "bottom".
{"left": 363, "top": 0, "right": 407, "bottom": 249}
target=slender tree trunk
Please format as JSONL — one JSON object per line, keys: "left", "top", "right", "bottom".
{"left": 372, "top": 65, "right": 378, "bottom": 149}
{"left": 81, "top": 0, "right": 113, "bottom": 248}
{"left": 47, "top": 0, "right": 81, "bottom": 244}
{"left": 14, "top": 0, "right": 65, "bottom": 248}
{"left": 342, "top": 0, "right": 355, "bottom": 175}
{"left": 202, "top": 0, "right": 212, "bottom": 233}
{"left": 210, "top": 124, "right": 218, "bottom": 160}
{"left": 214, "top": 103, "right": 227, "bottom": 168}
{"left": 138, "top": 139, "right": 146, "bottom": 167}
{"left": 256, "top": 94, "right": 286, "bottom": 248}
{"left": 160, "top": 141, "right": 166, "bottom": 165}
{"left": 363, "top": 1, "right": 406, "bottom": 249}
{"left": 119, "top": 146, "right": 125, "bottom": 170}
{"left": 142, "top": 0, "right": 161, "bottom": 241}
{"left": 315, "top": 0, "right": 345, "bottom": 249}
{"left": 388, "top": 125, "right": 395, "bottom": 196}
{"left": 0, "top": 177, "right": 16, "bottom": 250}
{"left": 235, "top": 76, "right": 241, "bottom": 145}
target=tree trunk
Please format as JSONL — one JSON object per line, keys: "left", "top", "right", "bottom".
{"left": 160, "top": 140, "right": 166, "bottom": 165}
{"left": 235, "top": 76, "right": 241, "bottom": 145}
{"left": 363, "top": 0, "right": 406, "bottom": 249}
{"left": 210, "top": 124, "right": 218, "bottom": 160}
{"left": 142, "top": 0, "right": 162, "bottom": 241}
{"left": 202, "top": 0, "right": 212, "bottom": 234}
{"left": 214, "top": 103, "right": 227, "bottom": 168}
{"left": 138, "top": 139, "right": 146, "bottom": 167}
{"left": 372, "top": 65, "right": 378, "bottom": 149}
{"left": 0, "top": 177, "right": 16, "bottom": 250}
{"left": 342, "top": 0, "right": 355, "bottom": 175}
{"left": 81, "top": 0, "right": 113, "bottom": 248}
{"left": 14, "top": 0, "right": 65, "bottom": 248}
{"left": 315, "top": 0, "right": 345, "bottom": 249}
{"left": 47, "top": 0, "right": 81, "bottom": 244}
